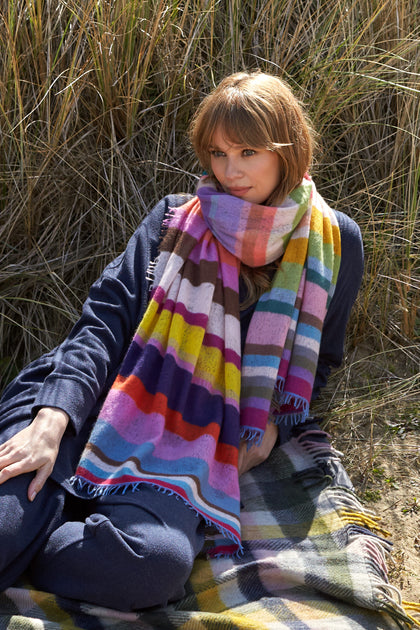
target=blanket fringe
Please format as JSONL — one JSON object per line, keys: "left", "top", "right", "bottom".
{"left": 401, "top": 601, "right": 420, "bottom": 627}
{"left": 403, "top": 602, "right": 420, "bottom": 614}
{"left": 296, "top": 428, "right": 344, "bottom": 459}
{"left": 289, "top": 429, "right": 419, "bottom": 628}
{"left": 338, "top": 508, "right": 392, "bottom": 538}
{"left": 377, "top": 590, "right": 420, "bottom": 628}
{"left": 326, "top": 487, "right": 419, "bottom": 627}
{"left": 337, "top": 499, "right": 419, "bottom": 628}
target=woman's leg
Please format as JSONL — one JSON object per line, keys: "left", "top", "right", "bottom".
{"left": 30, "top": 485, "right": 205, "bottom": 611}
{"left": 0, "top": 474, "right": 66, "bottom": 591}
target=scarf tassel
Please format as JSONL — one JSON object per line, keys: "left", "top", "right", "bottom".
{"left": 270, "top": 391, "right": 310, "bottom": 426}
{"left": 240, "top": 427, "right": 264, "bottom": 448}
{"left": 145, "top": 259, "right": 158, "bottom": 283}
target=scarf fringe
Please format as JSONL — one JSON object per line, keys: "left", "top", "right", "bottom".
{"left": 162, "top": 206, "right": 177, "bottom": 226}
{"left": 240, "top": 426, "right": 264, "bottom": 447}
{"left": 145, "top": 205, "right": 184, "bottom": 284}
{"left": 145, "top": 259, "right": 158, "bottom": 283}
{"left": 207, "top": 546, "right": 244, "bottom": 559}
{"left": 271, "top": 408, "right": 309, "bottom": 426}
{"left": 70, "top": 476, "right": 243, "bottom": 558}
{"left": 270, "top": 385, "right": 310, "bottom": 426}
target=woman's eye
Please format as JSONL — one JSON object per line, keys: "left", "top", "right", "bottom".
{"left": 243, "top": 149, "right": 256, "bottom": 157}
{"left": 210, "top": 150, "right": 225, "bottom": 158}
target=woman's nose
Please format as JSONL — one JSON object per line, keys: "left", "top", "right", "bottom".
{"left": 224, "top": 157, "right": 242, "bottom": 180}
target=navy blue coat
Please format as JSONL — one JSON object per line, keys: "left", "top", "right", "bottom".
{"left": 0, "top": 194, "right": 364, "bottom": 491}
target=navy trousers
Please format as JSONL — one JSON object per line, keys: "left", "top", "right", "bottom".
{"left": 0, "top": 477, "right": 205, "bottom": 611}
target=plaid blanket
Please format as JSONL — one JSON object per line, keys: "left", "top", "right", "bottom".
{"left": 0, "top": 422, "right": 417, "bottom": 630}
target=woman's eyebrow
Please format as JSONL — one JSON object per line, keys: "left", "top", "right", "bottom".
{"left": 209, "top": 140, "right": 248, "bottom": 150}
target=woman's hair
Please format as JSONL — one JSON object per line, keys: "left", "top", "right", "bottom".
{"left": 190, "top": 71, "right": 315, "bottom": 308}
{"left": 189, "top": 71, "right": 314, "bottom": 205}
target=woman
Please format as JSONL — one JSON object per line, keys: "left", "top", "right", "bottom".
{"left": 0, "top": 72, "right": 363, "bottom": 611}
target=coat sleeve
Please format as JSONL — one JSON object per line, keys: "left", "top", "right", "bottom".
{"left": 311, "top": 210, "right": 364, "bottom": 400}
{"left": 31, "top": 194, "right": 190, "bottom": 433}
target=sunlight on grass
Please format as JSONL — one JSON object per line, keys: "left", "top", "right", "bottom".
{"left": 0, "top": 0, "right": 419, "bottom": 398}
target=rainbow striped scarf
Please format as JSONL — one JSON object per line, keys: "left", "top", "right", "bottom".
{"left": 72, "top": 176, "right": 341, "bottom": 554}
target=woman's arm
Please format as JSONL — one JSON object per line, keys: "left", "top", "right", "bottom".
{"left": 32, "top": 195, "right": 190, "bottom": 433}
{"left": 312, "top": 210, "right": 364, "bottom": 400}
{"left": 0, "top": 194, "right": 192, "bottom": 497}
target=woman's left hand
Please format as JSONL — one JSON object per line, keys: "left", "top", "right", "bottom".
{"left": 238, "top": 421, "right": 279, "bottom": 476}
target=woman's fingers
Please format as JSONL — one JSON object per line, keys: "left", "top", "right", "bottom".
{"left": 27, "top": 464, "right": 53, "bottom": 502}
{"left": 0, "top": 437, "right": 51, "bottom": 487}
{"left": 0, "top": 435, "right": 33, "bottom": 479}
{"left": 0, "top": 456, "right": 52, "bottom": 501}
{"left": 0, "top": 407, "right": 69, "bottom": 500}
{"left": 0, "top": 460, "right": 24, "bottom": 483}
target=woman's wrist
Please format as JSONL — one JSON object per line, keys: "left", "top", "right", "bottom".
{"left": 33, "top": 407, "right": 70, "bottom": 438}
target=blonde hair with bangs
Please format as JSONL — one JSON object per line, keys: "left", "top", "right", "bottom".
{"left": 189, "top": 71, "right": 314, "bottom": 205}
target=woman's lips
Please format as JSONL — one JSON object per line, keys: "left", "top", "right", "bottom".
{"left": 228, "top": 187, "right": 251, "bottom": 197}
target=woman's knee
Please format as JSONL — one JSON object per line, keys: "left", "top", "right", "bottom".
{"left": 96, "top": 492, "right": 205, "bottom": 608}
{"left": 31, "top": 507, "right": 202, "bottom": 611}
{"left": 134, "top": 518, "right": 199, "bottom": 605}
{"left": 99, "top": 505, "right": 203, "bottom": 609}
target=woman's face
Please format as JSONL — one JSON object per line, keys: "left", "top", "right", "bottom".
{"left": 209, "top": 126, "right": 281, "bottom": 205}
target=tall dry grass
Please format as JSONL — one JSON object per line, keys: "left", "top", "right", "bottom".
{"left": 0, "top": 0, "right": 419, "bottom": 404}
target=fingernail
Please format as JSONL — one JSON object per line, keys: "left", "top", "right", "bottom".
{"left": 29, "top": 491, "right": 37, "bottom": 502}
